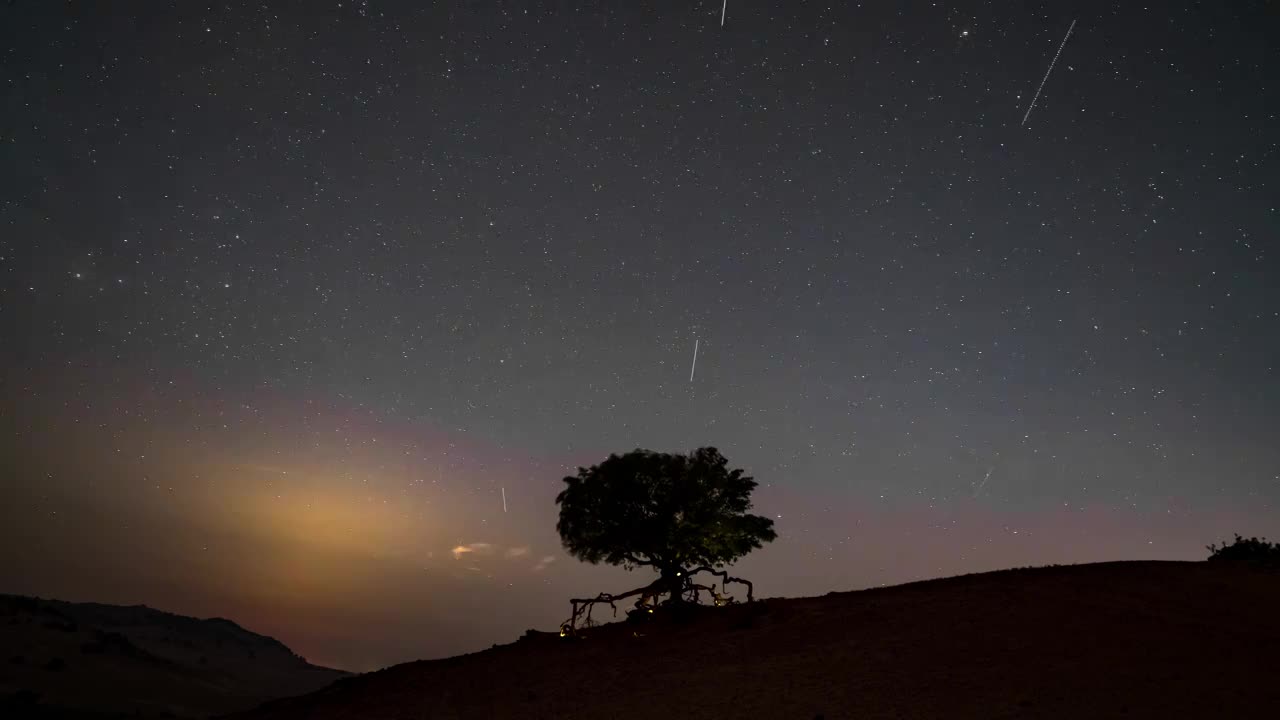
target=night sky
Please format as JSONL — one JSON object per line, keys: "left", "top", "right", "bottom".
{"left": 2, "top": 1, "right": 1277, "bottom": 672}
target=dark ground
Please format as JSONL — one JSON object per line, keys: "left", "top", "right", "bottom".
{"left": 227, "top": 561, "right": 1280, "bottom": 719}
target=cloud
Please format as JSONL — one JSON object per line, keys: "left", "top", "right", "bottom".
{"left": 452, "top": 544, "right": 544, "bottom": 567}
{"left": 451, "top": 542, "right": 494, "bottom": 560}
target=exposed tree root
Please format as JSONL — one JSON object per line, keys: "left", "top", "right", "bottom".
{"left": 561, "top": 567, "right": 755, "bottom": 635}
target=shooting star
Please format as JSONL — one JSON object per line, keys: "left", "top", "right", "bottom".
{"left": 720, "top": 0, "right": 727, "bottom": 27}
{"left": 1022, "top": 18, "right": 1077, "bottom": 126}
{"left": 972, "top": 466, "right": 995, "bottom": 498}
{"left": 689, "top": 337, "right": 699, "bottom": 382}
{"left": 501, "top": 487, "right": 507, "bottom": 513}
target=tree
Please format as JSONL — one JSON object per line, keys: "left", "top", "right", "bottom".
{"left": 556, "top": 447, "right": 776, "bottom": 623}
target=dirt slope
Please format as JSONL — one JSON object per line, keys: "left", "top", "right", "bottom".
{"left": 230, "top": 561, "right": 1280, "bottom": 720}
{"left": 0, "top": 595, "right": 348, "bottom": 718}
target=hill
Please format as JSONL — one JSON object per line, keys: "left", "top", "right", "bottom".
{"left": 0, "top": 594, "right": 348, "bottom": 718}
{"left": 229, "top": 561, "right": 1280, "bottom": 720}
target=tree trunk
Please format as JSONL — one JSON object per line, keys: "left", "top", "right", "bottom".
{"left": 661, "top": 567, "right": 685, "bottom": 605}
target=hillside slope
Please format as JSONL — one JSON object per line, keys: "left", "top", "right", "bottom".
{"left": 231, "top": 561, "right": 1280, "bottom": 720}
{"left": 0, "top": 595, "right": 348, "bottom": 718}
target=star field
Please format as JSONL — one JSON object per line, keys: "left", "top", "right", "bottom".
{"left": 2, "top": 1, "right": 1277, "bottom": 671}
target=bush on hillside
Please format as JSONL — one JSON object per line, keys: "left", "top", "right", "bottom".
{"left": 1206, "top": 534, "right": 1280, "bottom": 567}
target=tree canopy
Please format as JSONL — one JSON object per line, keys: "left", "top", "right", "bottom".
{"left": 555, "top": 447, "right": 776, "bottom": 583}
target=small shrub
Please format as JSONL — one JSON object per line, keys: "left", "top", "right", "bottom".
{"left": 1206, "top": 534, "right": 1280, "bottom": 568}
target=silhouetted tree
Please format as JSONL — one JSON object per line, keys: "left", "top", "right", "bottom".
{"left": 556, "top": 447, "right": 775, "bottom": 623}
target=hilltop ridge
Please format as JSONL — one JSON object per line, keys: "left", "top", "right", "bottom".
{"left": 231, "top": 561, "right": 1280, "bottom": 720}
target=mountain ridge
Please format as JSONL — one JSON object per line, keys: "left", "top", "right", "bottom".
{"left": 1, "top": 593, "right": 348, "bottom": 719}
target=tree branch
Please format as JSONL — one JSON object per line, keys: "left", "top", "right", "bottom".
{"left": 684, "top": 566, "right": 754, "bottom": 603}
{"left": 562, "top": 577, "right": 666, "bottom": 634}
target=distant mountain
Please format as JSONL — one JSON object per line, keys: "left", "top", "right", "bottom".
{"left": 229, "top": 561, "right": 1280, "bottom": 720}
{"left": 0, "top": 595, "right": 348, "bottom": 718}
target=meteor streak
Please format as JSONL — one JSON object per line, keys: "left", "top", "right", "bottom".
{"left": 689, "top": 338, "right": 699, "bottom": 382}
{"left": 973, "top": 466, "right": 995, "bottom": 498}
{"left": 1022, "top": 18, "right": 1077, "bottom": 125}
